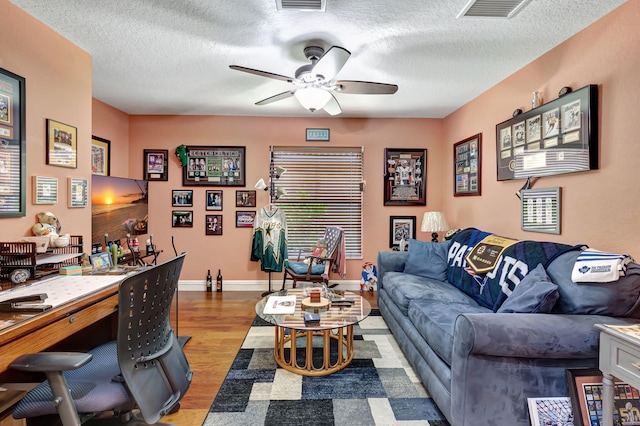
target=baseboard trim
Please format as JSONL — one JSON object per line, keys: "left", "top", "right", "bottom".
{"left": 178, "top": 280, "right": 363, "bottom": 292}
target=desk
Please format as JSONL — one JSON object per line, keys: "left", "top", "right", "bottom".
{"left": 0, "top": 275, "right": 124, "bottom": 378}
{"left": 596, "top": 324, "right": 640, "bottom": 426}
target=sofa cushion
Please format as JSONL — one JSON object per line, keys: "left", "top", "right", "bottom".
{"left": 383, "top": 271, "right": 479, "bottom": 316}
{"left": 497, "top": 263, "right": 559, "bottom": 313}
{"left": 547, "top": 250, "right": 640, "bottom": 317}
{"left": 446, "top": 228, "right": 575, "bottom": 311}
{"left": 403, "top": 239, "right": 451, "bottom": 281}
{"left": 408, "top": 300, "right": 491, "bottom": 365}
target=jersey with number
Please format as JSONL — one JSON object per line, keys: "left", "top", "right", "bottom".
{"left": 251, "top": 207, "right": 288, "bottom": 272}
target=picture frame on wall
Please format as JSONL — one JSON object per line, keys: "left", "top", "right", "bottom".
{"left": 91, "top": 136, "right": 110, "bottom": 176}
{"left": 172, "top": 190, "right": 193, "bottom": 207}
{"left": 206, "top": 214, "right": 223, "bottom": 235}
{"left": 236, "top": 190, "right": 256, "bottom": 207}
{"left": 33, "top": 176, "right": 58, "bottom": 204}
{"left": 454, "top": 133, "right": 482, "bottom": 197}
{"left": 389, "top": 216, "right": 416, "bottom": 248}
{"left": 526, "top": 397, "right": 574, "bottom": 426}
{"left": 68, "top": 177, "right": 88, "bottom": 208}
{"left": 566, "top": 368, "right": 640, "bottom": 426}
{"left": 206, "top": 190, "right": 223, "bottom": 211}
{"left": 384, "top": 148, "right": 427, "bottom": 206}
{"left": 172, "top": 210, "right": 193, "bottom": 228}
{"left": 143, "top": 149, "right": 169, "bottom": 181}
{"left": 0, "top": 67, "right": 26, "bottom": 218}
{"left": 182, "top": 145, "right": 246, "bottom": 187}
{"left": 46, "top": 119, "right": 77, "bottom": 168}
{"left": 236, "top": 210, "right": 256, "bottom": 228}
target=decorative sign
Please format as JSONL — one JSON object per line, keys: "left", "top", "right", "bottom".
{"left": 520, "top": 187, "right": 561, "bottom": 234}
{"left": 33, "top": 176, "right": 58, "bottom": 204}
{"left": 306, "top": 128, "right": 330, "bottom": 141}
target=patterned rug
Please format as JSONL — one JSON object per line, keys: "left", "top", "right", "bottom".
{"left": 203, "top": 310, "right": 450, "bottom": 426}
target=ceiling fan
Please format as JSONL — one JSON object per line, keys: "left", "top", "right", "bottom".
{"left": 229, "top": 45, "right": 398, "bottom": 116}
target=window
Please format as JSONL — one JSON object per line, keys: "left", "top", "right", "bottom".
{"left": 271, "top": 146, "right": 363, "bottom": 259}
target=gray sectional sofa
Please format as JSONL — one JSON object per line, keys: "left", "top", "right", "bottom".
{"left": 377, "top": 228, "right": 640, "bottom": 426}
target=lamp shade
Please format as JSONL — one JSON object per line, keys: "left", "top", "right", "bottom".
{"left": 294, "top": 88, "right": 331, "bottom": 112}
{"left": 421, "top": 212, "right": 449, "bottom": 232}
{"left": 254, "top": 178, "right": 268, "bottom": 190}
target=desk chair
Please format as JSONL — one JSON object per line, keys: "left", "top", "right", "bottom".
{"left": 281, "top": 226, "right": 345, "bottom": 290}
{"left": 10, "top": 253, "right": 191, "bottom": 426}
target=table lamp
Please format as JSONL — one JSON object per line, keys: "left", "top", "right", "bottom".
{"left": 421, "top": 212, "right": 449, "bottom": 242}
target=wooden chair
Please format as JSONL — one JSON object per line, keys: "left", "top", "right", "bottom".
{"left": 282, "top": 226, "right": 344, "bottom": 290}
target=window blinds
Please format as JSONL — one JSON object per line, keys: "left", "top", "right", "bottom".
{"left": 271, "top": 146, "right": 363, "bottom": 259}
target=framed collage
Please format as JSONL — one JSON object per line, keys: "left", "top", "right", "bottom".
{"left": 454, "top": 133, "right": 482, "bottom": 196}
{"left": 46, "top": 119, "right": 77, "bottom": 168}
{"left": 496, "top": 85, "right": 598, "bottom": 181}
{"left": 91, "top": 136, "right": 110, "bottom": 176}
{"left": 182, "top": 145, "right": 245, "bottom": 187}
{"left": 144, "top": 149, "right": 169, "bottom": 181}
{"left": 384, "top": 148, "right": 426, "bottom": 206}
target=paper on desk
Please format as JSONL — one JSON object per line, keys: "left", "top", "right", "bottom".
{"left": 0, "top": 275, "right": 123, "bottom": 308}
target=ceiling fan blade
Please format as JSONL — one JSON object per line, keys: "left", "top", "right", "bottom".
{"left": 255, "top": 91, "right": 295, "bottom": 105}
{"left": 322, "top": 93, "right": 342, "bottom": 116}
{"left": 334, "top": 80, "right": 398, "bottom": 95}
{"left": 312, "top": 46, "right": 351, "bottom": 81}
{"left": 229, "top": 65, "right": 294, "bottom": 83}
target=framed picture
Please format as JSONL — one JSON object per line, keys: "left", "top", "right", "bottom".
{"left": 521, "top": 187, "right": 561, "bottom": 234}
{"left": 172, "top": 190, "right": 193, "bottom": 207}
{"left": 68, "top": 178, "right": 88, "bottom": 208}
{"left": 566, "top": 368, "right": 640, "bottom": 426}
{"left": 172, "top": 210, "right": 193, "bottom": 228}
{"left": 0, "top": 67, "right": 26, "bottom": 218}
{"left": 206, "top": 190, "right": 223, "bottom": 211}
{"left": 33, "top": 176, "right": 58, "bottom": 204}
{"left": 206, "top": 214, "right": 223, "bottom": 235}
{"left": 236, "top": 210, "right": 256, "bottom": 228}
{"left": 90, "top": 251, "right": 113, "bottom": 270}
{"left": 236, "top": 190, "right": 256, "bottom": 207}
{"left": 389, "top": 216, "right": 416, "bottom": 248}
{"left": 91, "top": 136, "right": 110, "bottom": 176}
{"left": 527, "top": 397, "right": 574, "bottom": 426}
{"left": 454, "top": 133, "right": 482, "bottom": 197}
{"left": 144, "top": 149, "right": 168, "bottom": 181}
{"left": 46, "top": 119, "right": 77, "bottom": 168}
{"left": 496, "top": 85, "right": 598, "bottom": 181}
{"left": 384, "top": 148, "right": 426, "bottom": 206}
{"left": 182, "top": 145, "right": 246, "bottom": 187}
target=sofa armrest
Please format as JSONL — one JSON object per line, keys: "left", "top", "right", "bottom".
{"left": 376, "top": 251, "right": 407, "bottom": 290}
{"left": 454, "top": 313, "right": 639, "bottom": 359}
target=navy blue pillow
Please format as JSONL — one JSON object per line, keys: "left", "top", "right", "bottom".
{"left": 403, "top": 239, "right": 451, "bottom": 281}
{"left": 497, "top": 263, "right": 559, "bottom": 313}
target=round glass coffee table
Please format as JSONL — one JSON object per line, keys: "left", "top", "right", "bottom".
{"left": 255, "top": 288, "right": 371, "bottom": 376}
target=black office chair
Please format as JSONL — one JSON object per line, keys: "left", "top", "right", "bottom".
{"left": 10, "top": 253, "right": 191, "bottom": 425}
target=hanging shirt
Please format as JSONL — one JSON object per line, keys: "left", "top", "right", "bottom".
{"left": 251, "top": 207, "right": 288, "bottom": 272}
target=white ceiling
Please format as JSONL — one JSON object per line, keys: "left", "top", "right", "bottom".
{"left": 10, "top": 0, "right": 626, "bottom": 118}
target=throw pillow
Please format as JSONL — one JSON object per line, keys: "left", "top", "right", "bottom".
{"left": 403, "top": 239, "right": 451, "bottom": 281}
{"left": 497, "top": 263, "right": 559, "bottom": 314}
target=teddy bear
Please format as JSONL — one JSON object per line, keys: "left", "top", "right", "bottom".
{"left": 32, "top": 211, "right": 70, "bottom": 248}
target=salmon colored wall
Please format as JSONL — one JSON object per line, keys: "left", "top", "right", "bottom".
{"left": 0, "top": 0, "right": 92, "bottom": 245}
{"left": 443, "top": 1, "right": 640, "bottom": 256}
{"left": 91, "top": 99, "right": 130, "bottom": 178}
{"left": 128, "top": 116, "right": 444, "bottom": 281}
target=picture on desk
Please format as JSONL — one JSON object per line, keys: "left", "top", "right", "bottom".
{"left": 89, "top": 251, "right": 113, "bottom": 270}
{"left": 567, "top": 368, "right": 640, "bottom": 426}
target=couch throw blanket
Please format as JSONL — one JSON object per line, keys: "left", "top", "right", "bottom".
{"left": 447, "top": 228, "right": 577, "bottom": 311}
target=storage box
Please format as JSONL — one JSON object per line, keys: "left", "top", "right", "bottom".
{"left": 59, "top": 265, "right": 82, "bottom": 275}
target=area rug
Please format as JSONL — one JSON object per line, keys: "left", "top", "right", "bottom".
{"left": 203, "top": 310, "right": 450, "bottom": 426}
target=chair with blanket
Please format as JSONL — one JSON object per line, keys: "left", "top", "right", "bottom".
{"left": 281, "top": 226, "right": 345, "bottom": 290}
{"left": 9, "top": 253, "right": 191, "bottom": 426}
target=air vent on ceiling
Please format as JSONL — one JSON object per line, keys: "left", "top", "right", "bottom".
{"left": 457, "top": 0, "right": 532, "bottom": 19}
{"left": 276, "top": 0, "right": 326, "bottom": 12}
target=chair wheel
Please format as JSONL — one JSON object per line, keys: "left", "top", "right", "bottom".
{"left": 168, "top": 402, "right": 180, "bottom": 414}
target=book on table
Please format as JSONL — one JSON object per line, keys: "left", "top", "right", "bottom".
{"left": 263, "top": 295, "right": 297, "bottom": 314}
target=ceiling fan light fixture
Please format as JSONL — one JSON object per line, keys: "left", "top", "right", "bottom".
{"left": 294, "top": 87, "right": 331, "bottom": 112}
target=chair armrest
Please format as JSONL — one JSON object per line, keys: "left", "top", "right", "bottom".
{"left": 10, "top": 352, "right": 93, "bottom": 372}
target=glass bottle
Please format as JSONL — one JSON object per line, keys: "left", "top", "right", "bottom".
{"left": 216, "top": 269, "right": 223, "bottom": 292}
{"left": 206, "top": 269, "right": 212, "bottom": 293}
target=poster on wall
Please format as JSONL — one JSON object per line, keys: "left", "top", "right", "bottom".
{"left": 0, "top": 67, "right": 26, "bottom": 217}
{"left": 181, "top": 145, "right": 246, "bottom": 187}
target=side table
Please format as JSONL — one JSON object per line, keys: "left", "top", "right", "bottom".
{"left": 596, "top": 324, "right": 640, "bottom": 426}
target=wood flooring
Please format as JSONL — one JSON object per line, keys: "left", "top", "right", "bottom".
{"left": 162, "top": 290, "right": 378, "bottom": 425}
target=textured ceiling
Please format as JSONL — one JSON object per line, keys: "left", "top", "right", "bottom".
{"left": 10, "top": 0, "right": 626, "bottom": 118}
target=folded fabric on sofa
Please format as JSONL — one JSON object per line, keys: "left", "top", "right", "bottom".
{"left": 572, "top": 248, "right": 634, "bottom": 282}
